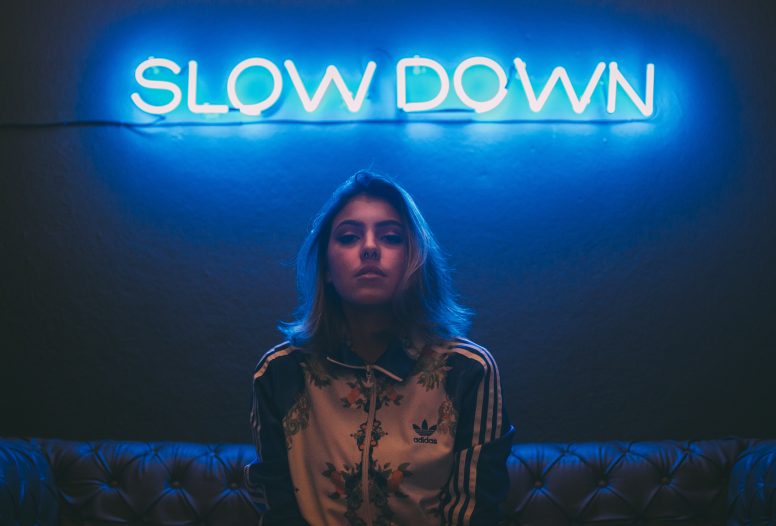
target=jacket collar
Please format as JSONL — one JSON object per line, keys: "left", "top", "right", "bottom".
{"left": 325, "top": 336, "right": 419, "bottom": 383}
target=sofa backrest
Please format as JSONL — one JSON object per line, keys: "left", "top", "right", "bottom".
{"left": 505, "top": 439, "right": 750, "bottom": 525}
{"left": 37, "top": 439, "right": 260, "bottom": 526}
{"left": 1, "top": 436, "right": 773, "bottom": 526}
{"left": 727, "top": 441, "right": 776, "bottom": 526}
{"left": 0, "top": 439, "right": 59, "bottom": 526}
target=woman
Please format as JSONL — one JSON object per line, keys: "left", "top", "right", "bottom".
{"left": 245, "top": 171, "right": 513, "bottom": 526}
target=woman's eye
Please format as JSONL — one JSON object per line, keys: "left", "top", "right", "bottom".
{"left": 337, "top": 234, "right": 359, "bottom": 245}
{"left": 382, "top": 234, "right": 404, "bottom": 245}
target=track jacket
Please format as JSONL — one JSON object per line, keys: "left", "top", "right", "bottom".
{"left": 245, "top": 336, "right": 514, "bottom": 526}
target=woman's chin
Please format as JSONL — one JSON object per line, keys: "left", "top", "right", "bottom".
{"left": 343, "top": 295, "right": 394, "bottom": 308}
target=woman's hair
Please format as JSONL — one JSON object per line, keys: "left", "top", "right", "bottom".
{"left": 280, "top": 170, "right": 471, "bottom": 350}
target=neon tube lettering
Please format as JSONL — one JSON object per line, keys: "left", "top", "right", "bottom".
{"left": 514, "top": 59, "right": 608, "bottom": 114}
{"left": 187, "top": 61, "right": 229, "bottom": 114}
{"left": 396, "top": 57, "right": 450, "bottom": 112}
{"left": 607, "top": 62, "right": 654, "bottom": 117}
{"left": 226, "top": 58, "right": 283, "bottom": 116}
{"left": 130, "top": 56, "right": 656, "bottom": 119}
{"left": 453, "top": 57, "right": 508, "bottom": 113}
{"left": 131, "top": 58, "right": 183, "bottom": 115}
{"left": 284, "top": 60, "right": 377, "bottom": 113}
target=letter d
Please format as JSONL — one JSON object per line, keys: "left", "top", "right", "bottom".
{"left": 396, "top": 57, "right": 449, "bottom": 112}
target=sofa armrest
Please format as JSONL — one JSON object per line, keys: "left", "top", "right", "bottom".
{"left": 0, "top": 438, "right": 59, "bottom": 526}
{"left": 728, "top": 440, "right": 776, "bottom": 526}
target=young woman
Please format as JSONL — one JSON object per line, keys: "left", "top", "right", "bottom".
{"left": 245, "top": 171, "right": 514, "bottom": 526}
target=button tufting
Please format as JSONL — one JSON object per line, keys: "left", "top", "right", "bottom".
{"left": 109, "top": 480, "right": 119, "bottom": 488}
{"left": 533, "top": 480, "right": 543, "bottom": 488}
{"left": 660, "top": 476, "right": 670, "bottom": 484}
{"left": 229, "top": 482, "right": 239, "bottom": 489}
{"left": 171, "top": 480, "right": 181, "bottom": 488}
{"left": 597, "top": 479, "right": 606, "bottom": 487}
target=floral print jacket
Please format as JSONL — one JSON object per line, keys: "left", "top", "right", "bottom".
{"left": 245, "top": 337, "right": 514, "bottom": 526}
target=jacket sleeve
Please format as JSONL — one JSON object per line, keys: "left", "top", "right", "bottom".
{"left": 245, "top": 353, "right": 310, "bottom": 526}
{"left": 441, "top": 347, "right": 515, "bottom": 526}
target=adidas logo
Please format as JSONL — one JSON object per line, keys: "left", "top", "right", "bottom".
{"left": 412, "top": 419, "right": 438, "bottom": 444}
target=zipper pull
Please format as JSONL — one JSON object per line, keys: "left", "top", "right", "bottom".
{"left": 364, "top": 366, "right": 375, "bottom": 388}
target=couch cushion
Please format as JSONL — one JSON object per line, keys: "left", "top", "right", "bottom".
{"left": 504, "top": 438, "right": 748, "bottom": 526}
{"left": 0, "top": 438, "right": 59, "bottom": 526}
{"left": 728, "top": 439, "right": 776, "bottom": 526}
{"left": 37, "top": 439, "right": 261, "bottom": 526}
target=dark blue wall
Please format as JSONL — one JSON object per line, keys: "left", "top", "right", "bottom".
{"left": 2, "top": 0, "right": 774, "bottom": 444}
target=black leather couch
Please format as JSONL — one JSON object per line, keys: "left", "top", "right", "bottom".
{"left": 1, "top": 437, "right": 774, "bottom": 525}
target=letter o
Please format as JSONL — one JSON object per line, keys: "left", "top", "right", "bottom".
{"left": 453, "top": 57, "right": 508, "bottom": 113}
{"left": 227, "top": 58, "right": 283, "bottom": 116}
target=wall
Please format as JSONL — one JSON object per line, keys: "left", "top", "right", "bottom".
{"left": 1, "top": 0, "right": 774, "bottom": 444}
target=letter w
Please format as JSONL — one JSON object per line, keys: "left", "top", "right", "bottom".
{"left": 514, "top": 58, "right": 606, "bottom": 114}
{"left": 284, "top": 60, "right": 377, "bottom": 113}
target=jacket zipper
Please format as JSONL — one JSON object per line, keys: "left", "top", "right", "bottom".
{"left": 361, "top": 365, "right": 377, "bottom": 526}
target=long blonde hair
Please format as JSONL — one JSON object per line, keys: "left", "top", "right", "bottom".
{"left": 279, "top": 170, "right": 471, "bottom": 351}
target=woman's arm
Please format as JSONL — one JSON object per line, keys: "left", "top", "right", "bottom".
{"left": 441, "top": 342, "right": 515, "bottom": 526}
{"left": 245, "top": 347, "right": 310, "bottom": 526}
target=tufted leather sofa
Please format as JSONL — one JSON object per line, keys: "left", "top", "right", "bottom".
{"left": 1, "top": 437, "right": 774, "bottom": 526}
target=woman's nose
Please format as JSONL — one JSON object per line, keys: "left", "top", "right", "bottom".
{"left": 361, "top": 246, "right": 379, "bottom": 260}
{"left": 361, "top": 234, "right": 379, "bottom": 260}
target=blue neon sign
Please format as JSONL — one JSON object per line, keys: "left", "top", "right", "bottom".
{"left": 130, "top": 56, "right": 655, "bottom": 121}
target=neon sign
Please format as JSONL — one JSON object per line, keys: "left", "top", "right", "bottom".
{"left": 131, "top": 56, "right": 655, "bottom": 119}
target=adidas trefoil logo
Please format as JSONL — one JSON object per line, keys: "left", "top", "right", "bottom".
{"left": 412, "top": 419, "right": 438, "bottom": 444}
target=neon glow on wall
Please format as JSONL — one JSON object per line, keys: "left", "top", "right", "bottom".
{"left": 130, "top": 56, "right": 655, "bottom": 120}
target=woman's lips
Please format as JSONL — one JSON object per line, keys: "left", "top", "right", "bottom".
{"left": 357, "top": 271, "right": 385, "bottom": 279}
{"left": 356, "top": 266, "right": 386, "bottom": 277}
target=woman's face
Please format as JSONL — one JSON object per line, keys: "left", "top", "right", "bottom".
{"left": 326, "top": 194, "right": 408, "bottom": 307}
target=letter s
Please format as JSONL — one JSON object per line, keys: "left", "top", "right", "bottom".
{"left": 131, "top": 58, "right": 182, "bottom": 115}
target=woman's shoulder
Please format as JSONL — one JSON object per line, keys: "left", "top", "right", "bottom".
{"left": 253, "top": 341, "right": 307, "bottom": 380}
{"left": 430, "top": 336, "right": 500, "bottom": 371}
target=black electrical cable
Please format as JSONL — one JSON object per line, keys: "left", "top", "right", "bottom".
{"left": 0, "top": 114, "right": 645, "bottom": 130}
